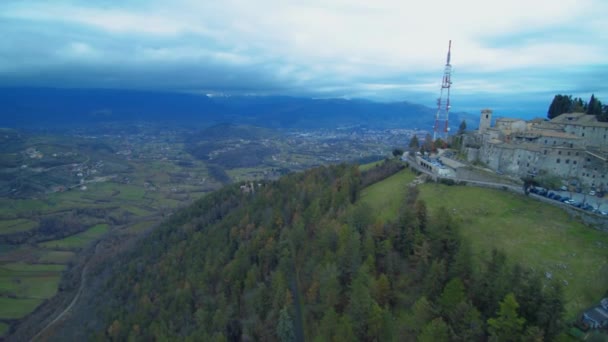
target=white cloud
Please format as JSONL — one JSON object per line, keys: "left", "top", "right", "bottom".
{"left": 1, "top": 0, "right": 607, "bottom": 108}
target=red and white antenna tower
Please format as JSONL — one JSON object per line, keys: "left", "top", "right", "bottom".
{"left": 433, "top": 40, "right": 453, "bottom": 141}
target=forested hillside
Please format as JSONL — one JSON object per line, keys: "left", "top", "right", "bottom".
{"left": 87, "top": 161, "right": 565, "bottom": 341}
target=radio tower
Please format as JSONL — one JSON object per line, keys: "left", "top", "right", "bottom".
{"left": 433, "top": 40, "right": 453, "bottom": 141}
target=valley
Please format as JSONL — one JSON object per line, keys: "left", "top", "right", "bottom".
{"left": 0, "top": 122, "right": 419, "bottom": 339}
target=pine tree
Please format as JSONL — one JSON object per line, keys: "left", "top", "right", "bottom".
{"left": 277, "top": 307, "right": 296, "bottom": 342}
{"left": 547, "top": 94, "right": 572, "bottom": 119}
{"left": 418, "top": 317, "right": 449, "bottom": 342}
{"left": 487, "top": 293, "right": 525, "bottom": 342}
{"left": 409, "top": 135, "right": 420, "bottom": 151}
{"left": 458, "top": 120, "right": 467, "bottom": 134}
{"left": 587, "top": 94, "right": 602, "bottom": 115}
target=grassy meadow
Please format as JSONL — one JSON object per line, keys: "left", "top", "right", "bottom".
{"left": 360, "top": 169, "right": 608, "bottom": 318}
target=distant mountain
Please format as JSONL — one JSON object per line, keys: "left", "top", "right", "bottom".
{"left": 0, "top": 87, "right": 474, "bottom": 131}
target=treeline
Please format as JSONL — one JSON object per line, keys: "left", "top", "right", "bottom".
{"left": 91, "top": 164, "right": 565, "bottom": 341}
{"left": 548, "top": 94, "right": 607, "bottom": 121}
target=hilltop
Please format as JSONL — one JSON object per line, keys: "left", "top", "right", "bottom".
{"left": 24, "top": 160, "right": 604, "bottom": 341}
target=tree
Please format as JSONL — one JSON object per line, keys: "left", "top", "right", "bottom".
{"left": 439, "top": 278, "right": 466, "bottom": 315}
{"left": 547, "top": 94, "right": 572, "bottom": 119}
{"left": 536, "top": 281, "right": 565, "bottom": 340}
{"left": 487, "top": 293, "right": 525, "bottom": 342}
{"left": 277, "top": 307, "right": 295, "bottom": 342}
{"left": 410, "top": 296, "right": 435, "bottom": 331}
{"left": 458, "top": 120, "right": 467, "bottom": 134}
{"left": 587, "top": 94, "right": 602, "bottom": 115}
{"left": 409, "top": 135, "right": 420, "bottom": 151}
{"left": 392, "top": 148, "right": 404, "bottom": 158}
{"left": 418, "top": 317, "right": 449, "bottom": 342}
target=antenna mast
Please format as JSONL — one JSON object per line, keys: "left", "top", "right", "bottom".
{"left": 433, "top": 40, "right": 453, "bottom": 141}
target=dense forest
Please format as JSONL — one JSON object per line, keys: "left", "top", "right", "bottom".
{"left": 90, "top": 161, "right": 565, "bottom": 341}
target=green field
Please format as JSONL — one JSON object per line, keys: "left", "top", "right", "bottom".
{"left": 125, "top": 220, "right": 156, "bottom": 234}
{"left": 0, "top": 322, "right": 8, "bottom": 337}
{"left": 360, "top": 173, "right": 608, "bottom": 318}
{"left": 37, "top": 250, "right": 75, "bottom": 264}
{"left": 0, "top": 297, "right": 44, "bottom": 319}
{"left": 359, "top": 169, "right": 417, "bottom": 221}
{"left": 40, "top": 224, "right": 109, "bottom": 250}
{"left": 358, "top": 160, "right": 384, "bottom": 172}
{"left": 0, "top": 219, "right": 38, "bottom": 235}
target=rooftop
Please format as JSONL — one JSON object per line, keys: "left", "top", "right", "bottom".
{"left": 551, "top": 113, "right": 608, "bottom": 128}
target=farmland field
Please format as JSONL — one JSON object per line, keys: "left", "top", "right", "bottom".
{"left": 39, "top": 224, "right": 109, "bottom": 250}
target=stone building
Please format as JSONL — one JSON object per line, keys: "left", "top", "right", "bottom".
{"left": 462, "top": 110, "right": 608, "bottom": 190}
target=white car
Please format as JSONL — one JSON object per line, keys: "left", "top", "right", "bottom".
{"left": 589, "top": 190, "right": 596, "bottom": 196}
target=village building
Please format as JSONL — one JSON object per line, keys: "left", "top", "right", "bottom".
{"left": 462, "top": 110, "right": 608, "bottom": 191}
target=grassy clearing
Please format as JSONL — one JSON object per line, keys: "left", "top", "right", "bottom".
{"left": 37, "top": 250, "right": 74, "bottom": 264}
{"left": 418, "top": 183, "right": 608, "bottom": 318}
{"left": 359, "top": 169, "right": 416, "bottom": 221}
{"left": 125, "top": 220, "right": 156, "bottom": 234}
{"left": 0, "top": 219, "right": 38, "bottom": 235}
{"left": 359, "top": 174, "right": 608, "bottom": 318}
{"left": 0, "top": 297, "right": 44, "bottom": 319}
{"left": 39, "top": 223, "right": 108, "bottom": 250}
{"left": 358, "top": 160, "right": 384, "bottom": 172}
{"left": 1, "top": 263, "right": 64, "bottom": 273}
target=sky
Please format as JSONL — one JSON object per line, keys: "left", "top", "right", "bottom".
{"left": 1, "top": 0, "right": 607, "bottom": 117}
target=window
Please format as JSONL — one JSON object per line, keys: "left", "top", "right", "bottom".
{"left": 566, "top": 159, "right": 570, "bottom": 164}
{"left": 573, "top": 161, "right": 577, "bottom": 165}
{"left": 576, "top": 152, "right": 579, "bottom": 156}
{"left": 567, "top": 151, "right": 570, "bottom": 156}
{"left": 544, "top": 150, "right": 547, "bottom": 155}
{"left": 556, "top": 159, "right": 560, "bottom": 163}
{"left": 582, "top": 133, "right": 585, "bottom": 137}
{"left": 558, "top": 151, "right": 562, "bottom": 155}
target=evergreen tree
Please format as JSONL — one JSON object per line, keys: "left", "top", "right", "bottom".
{"left": 537, "top": 281, "right": 565, "bottom": 340}
{"left": 410, "top": 296, "right": 435, "bottom": 333}
{"left": 409, "top": 135, "right": 420, "bottom": 151}
{"left": 458, "top": 120, "right": 467, "bottom": 134}
{"left": 487, "top": 293, "right": 525, "bottom": 342}
{"left": 547, "top": 94, "right": 572, "bottom": 119}
{"left": 587, "top": 94, "right": 602, "bottom": 115}
{"left": 418, "top": 317, "right": 449, "bottom": 342}
{"left": 277, "top": 307, "right": 296, "bottom": 342}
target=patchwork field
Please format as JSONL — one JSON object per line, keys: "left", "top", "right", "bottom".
{"left": 360, "top": 169, "right": 608, "bottom": 318}
{"left": 39, "top": 224, "right": 109, "bottom": 250}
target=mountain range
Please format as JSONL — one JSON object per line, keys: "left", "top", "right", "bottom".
{"left": 0, "top": 87, "right": 478, "bottom": 131}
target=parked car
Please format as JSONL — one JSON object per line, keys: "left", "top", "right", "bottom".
{"left": 589, "top": 190, "right": 596, "bottom": 196}
{"left": 553, "top": 195, "right": 562, "bottom": 201}
{"left": 561, "top": 197, "right": 571, "bottom": 203}
{"left": 547, "top": 192, "right": 555, "bottom": 199}
{"left": 560, "top": 185, "right": 568, "bottom": 191}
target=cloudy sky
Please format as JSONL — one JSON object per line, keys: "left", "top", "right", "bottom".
{"left": 1, "top": 0, "right": 607, "bottom": 116}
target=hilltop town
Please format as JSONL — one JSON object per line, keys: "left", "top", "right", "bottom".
{"left": 462, "top": 110, "right": 608, "bottom": 193}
